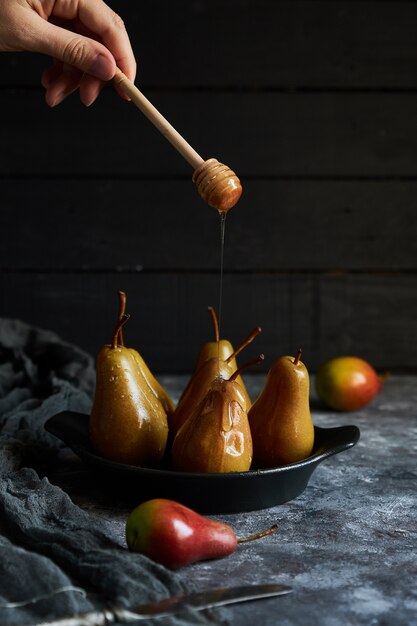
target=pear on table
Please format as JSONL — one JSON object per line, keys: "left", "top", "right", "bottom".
{"left": 89, "top": 313, "right": 169, "bottom": 467}
{"left": 315, "top": 355, "right": 383, "bottom": 411}
{"left": 172, "top": 355, "right": 264, "bottom": 473}
{"left": 249, "top": 350, "right": 315, "bottom": 468}
{"left": 126, "top": 498, "right": 278, "bottom": 569}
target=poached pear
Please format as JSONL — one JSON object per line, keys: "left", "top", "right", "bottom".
{"left": 117, "top": 291, "right": 175, "bottom": 420}
{"left": 172, "top": 356, "right": 263, "bottom": 473}
{"left": 249, "top": 350, "right": 315, "bottom": 468}
{"left": 176, "top": 307, "right": 257, "bottom": 411}
{"left": 169, "top": 356, "right": 236, "bottom": 439}
{"left": 89, "top": 314, "right": 168, "bottom": 467}
{"left": 130, "top": 348, "right": 175, "bottom": 418}
{"left": 170, "top": 314, "right": 261, "bottom": 438}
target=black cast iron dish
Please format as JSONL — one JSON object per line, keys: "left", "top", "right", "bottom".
{"left": 46, "top": 411, "right": 360, "bottom": 514}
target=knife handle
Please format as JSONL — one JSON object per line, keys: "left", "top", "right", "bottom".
{"left": 30, "top": 607, "right": 142, "bottom": 626}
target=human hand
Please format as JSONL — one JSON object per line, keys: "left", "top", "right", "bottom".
{"left": 0, "top": 0, "right": 136, "bottom": 106}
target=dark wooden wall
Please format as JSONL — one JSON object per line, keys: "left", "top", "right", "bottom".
{"left": 1, "top": 1, "right": 417, "bottom": 373}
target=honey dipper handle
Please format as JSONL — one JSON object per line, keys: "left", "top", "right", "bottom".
{"left": 113, "top": 68, "right": 204, "bottom": 169}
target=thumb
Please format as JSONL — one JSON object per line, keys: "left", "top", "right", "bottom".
{"left": 27, "top": 14, "right": 116, "bottom": 80}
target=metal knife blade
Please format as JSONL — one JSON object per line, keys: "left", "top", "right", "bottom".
{"left": 135, "top": 584, "right": 292, "bottom": 617}
{"left": 33, "top": 584, "right": 292, "bottom": 626}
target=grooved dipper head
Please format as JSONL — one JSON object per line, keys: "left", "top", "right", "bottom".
{"left": 192, "top": 158, "right": 242, "bottom": 211}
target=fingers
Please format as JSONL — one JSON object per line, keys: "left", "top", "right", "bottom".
{"left": 24, "top": 0, "right": 136, "bottom": 106}
{"left": 41, "top": 62, "right": 63, "bottom": 89}
{"left": 76, "top": 0, "right": 136, "bottom": 82}
{"left": 75, "top": 0, "right": 137, "bottom": 103}
{"left": 29, "top": 14, "right": 116, "bottom": 80}
{"left": 42, "top": 62, "right": 84, "bottom": 107}
{"left": 42, "top": 61, "right": 107, "bottom": 107}
{"left": 79, "top": 74, "right": 105, "bottom": 107}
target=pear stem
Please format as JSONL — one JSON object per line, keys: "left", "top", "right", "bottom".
{"left": 118, "top": 291, "right": 127, "bottom": 347}
{"left": 293, "top": 349, "right": 302, "bottom": 366}
{"left": 112, "top": 313, "right": 130, "bottom": 349}
{"left": 225, "top": 327, "right": 262, "bottom": 364}
{"left": 229, "top": 354, "right": 264, "bottom": 382}
{"left": 237, "top": 523, "right": 278, "bottom": 544}
{"left": 208, "top": 306, "right": 220, "bottom": 343}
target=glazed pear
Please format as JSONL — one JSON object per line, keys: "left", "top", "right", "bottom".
{"left": 249, "top": 350, "right": 315, "bottom": 468}
{"left": 194, "top": 307, "right": 235, "bottom": 366}
{"left": 170, "top": 357, "right": 234, "bottom": 438}
{"left": 172, "top": 356, "right": 263, "bottom": 473}
{"left": 195, "top": 307, "right": 253, "bottom": 398}
{"left": 170, "top": 317, "right": 261, "bottom": 438}
{"left": 176, "top": 307, "right": 256, "bottom": 410}
{"left": 89, "top": 314, "right": 168, "bottom": 466}
{"left": 117, "top": 291, "right": 175, "bottom": 420}
{"left": 130, "top": 349, "right": 175, "bottom": 418}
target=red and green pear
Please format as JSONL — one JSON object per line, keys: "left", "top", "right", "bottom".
{"left": 125, "top": 498, "right": 278, "bottom": 569}
{"left": 315, "top": 356, "right": 383, "bottom": 411}
{"left": 125, "top": 499, "right": 237, "bottom": 569}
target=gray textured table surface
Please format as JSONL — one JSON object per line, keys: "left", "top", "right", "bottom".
{"left": 47, "top": 374, "right": 417, "bottom": 626}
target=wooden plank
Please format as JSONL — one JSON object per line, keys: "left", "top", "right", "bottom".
{"left": 2, "top": 90, "right": 417, "bottom": 176}
{"left": 1, "top": 179, "right": 416, "bottom": 271}
{"left": 1, "top": 271, "right": 415, "bottom": 372}
{"left": 2, "top": 1, "right": 417, "bottom": 88}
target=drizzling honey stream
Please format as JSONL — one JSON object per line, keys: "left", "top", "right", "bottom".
{"left": 112, "top": 69, "right": 242, "bottom": 377}
{"left": 217, "top": 210, "right": 227, "bottom": 371}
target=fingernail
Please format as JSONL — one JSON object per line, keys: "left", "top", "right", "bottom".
{"left": 82, "top": 95, "right": 96, "bottom": 108}
{"left": 47, "top": 94, "right": 64, "bottom": 107}
{"left": 89, "top": 54, "right": 113, "bottom": 81}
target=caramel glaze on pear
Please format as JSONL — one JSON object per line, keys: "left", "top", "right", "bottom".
{"left": 89, "top": 314, "right": 168, "bottom": 467}
{"left": 172, "top": 355, "right": 264, "bottom": 473}
{"left": 170, "top": 356, "right": 236, "bottom": 439}
{"left": 248, "top": 351, "right": 315, "bottom": 468}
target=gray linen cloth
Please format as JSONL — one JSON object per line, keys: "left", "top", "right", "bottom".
{"left": 0, "top": 319, "right": 226, "bottom": 626}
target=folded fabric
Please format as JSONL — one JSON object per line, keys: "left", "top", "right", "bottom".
{"left": 0, "top": 318, "right": 226, "bottom": 626}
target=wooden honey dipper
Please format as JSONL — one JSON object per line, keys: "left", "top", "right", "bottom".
{"left": 113, "top": 69, "right": 242, "bottom": 212}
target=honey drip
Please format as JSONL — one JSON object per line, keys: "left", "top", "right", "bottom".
{"left": 217, "top": 210, "right": 227, "bottom": 372}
